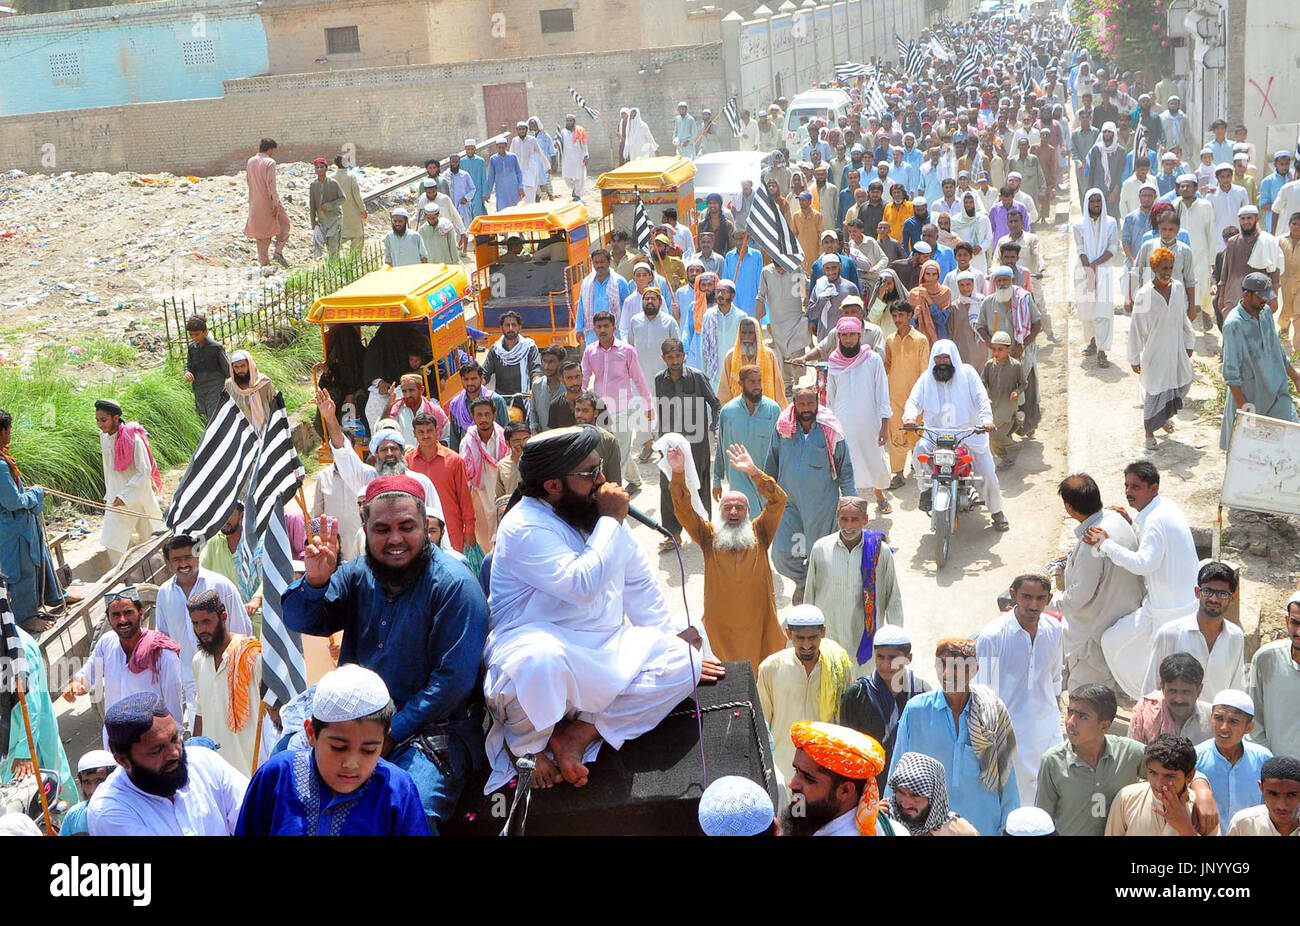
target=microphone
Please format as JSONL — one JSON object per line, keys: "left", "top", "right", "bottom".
{"left": 626, "top": 503, "right": 674, "bottom": 538}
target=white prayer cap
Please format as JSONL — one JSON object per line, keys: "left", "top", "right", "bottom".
{"left": 1213, "top": 689, "right": 1255, "bottom": 716}
{"left": 1233, "top": 143, "right": 1250, "bottom": 152}
{"left": 785, "top": 604, "right": 826, "bottom": 627}
{"left": 913, "top": 241, "right": 933, "bottom": 254}
{"left": 1139, "top": 182, "right": 1159, "bottom": 194}
{"left": 716, "top": 278, "right": 737, "bottom": 292}
{"left": 851, "top": 144, "right": 865, "bottom": 153}
{"left": 678, "top": 100, "right": 689, "bottom": 108}
{"left": 991, "top": 265, "right": 1014, "bottom": 279}
{"left": 424, "top": 202, "right": 439, "bottom": 214}
{"left": 1176, "top": 173, "right": 1198, "bottom": 185}
{"left": 1168, "top": 94, "right": 1181, "bottom": 102}
{"left": 632, "top": 261, "right": 654, "bottom": 274}
{"left": 1101, "top": 121, "right": 1117, "bottom": 133}
{"left": 1275, "top": 150, "right": 1293, "bottom": 161}
{"left": 1238, "top": 204, "right": 1259, "bottom": 217}
{"left": 1007, "top": 170, "right": 1023, "bottom": 181}
{"left": 77, "top": 749, "right": 115, "bottom": 773}
{"left": 698, "top": 776, "right": 774, "bottom": 836}
{"left": 516, "top": 120, "right": 528, "bottom": 128}
{"left": 464, "top": 138, "right": 476, "bottom": 147}
{"left": 1004, "top": 806, "right": 1056, "bottom": 836}
{"left": 1200, "top": 146, "right": 1215, "bottom": 155}
{"left": 312, "top": 664, "right": 392, "bottom": 723}
{"left": 1214, "top": 162, "right": 1234, "bottom": 173}
{"left": 873, "top": 625, "right": 912, "bottom": 647}
{"left": 821, "top": 253, "right": 841, "bottom": 265}
{"left": 1160, "top": 151, "right": 1179, "bottom": 162}
{"left": 820, "top": 229, "right": 838, "bottom": 240}
{"left": 956, "top": 270, "right": 977, "bottom": 282}
{"left": 1288, "top": 590, "right": 1300, "bottom": 609}
{"left": 421, "top": 178, "right": 438, "bottom": 188}
{"left": 1233, "top": 152, "right": 1249, "bottom": 162}
{"left": 392, "top": 208, "right": 410, "bottom": 219}
{"left": 685, "top": 257, "right": 705, "bottom": 269}
{"left": 565, "top": 113, "right": 576, "bottom": 120}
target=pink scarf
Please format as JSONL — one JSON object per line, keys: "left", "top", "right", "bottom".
{"left": 114, "top": 421, "right": 163, "bottom": 493}
{"left": 127, "top": 629, "right": 182, "bottom": 684}
{"left": 776, "top": 403, "right": 846, "bottom": 479}
{"left": 388, "top": 395, "right": 449, "bottom": 433}
{"left": 460, "top": 422, "right": 509, "bottom": 488}
{"left": 828, "top": 317, "right": 873, "bottom": 375}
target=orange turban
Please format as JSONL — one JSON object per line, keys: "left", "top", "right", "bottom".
{"left": 790, "top": 721, "right": 886, "bottom": 836}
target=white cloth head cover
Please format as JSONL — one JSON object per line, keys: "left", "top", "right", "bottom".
{"left": 1077, "top": 187, "right": 1116, "bottom": 262}
{"left": 716, "top": 278, "right": 737, "bottom": 292}
{"left": 424, "top": 203, "right": 439, "bottom": 214}
{"left": 698, "top": 776, "right": 774, "bottom": 836}
{"left": 1212, "top": 689, "right": 1255, "bottom": 716}
{"left": 1176, "top": 173, "right": 1198, "bottom": 186}
{"left": 1005, "top": 806, "right": 1056, "bottom": 836}
{"left": 873, "top": 624, "right": 911, "bottom": 647}
{"left": 784, "top": 604, "right": 826, "bottom": 627}
{"left": 1289, "top": 590, "right": 1300, "bottom": 609}
{"left": 392, "top": 207, "right": 410, "bottom": 219}
{"left": 77, "top": 749, "right": 116, "bottom": 773}
{"left": 1237, "top": 204, "right": 1259, "bottom": 217}
{"left": 371, "top": 428, "right": 405, "bottom": 450}
{"left": 914, "top": 241, "right": 933, "bottom": 254}
{"left": 653, "top": 432, "right": 708, "bottom": 521}
{"left": 465, "top": 138, "right": 476, "bottom": 147}
{"left": 312, "top": 664, "right": 392, "bottom": 723}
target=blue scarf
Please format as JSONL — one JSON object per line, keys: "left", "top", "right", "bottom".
{"left": 856, "top": 529, "right": 885, "bottom": 664}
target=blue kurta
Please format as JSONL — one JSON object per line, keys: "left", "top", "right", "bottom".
{"left": 714, "top": 396, "right": 781, "bottom": 514}
{"left": 283, "top": 550, "right": 488, "bottom": 830}
{"left": 235, "top": 749, "right": 428, "bottom": 836}
{"left": 888, "top": 690, "right": 1020, "bottom": 836}
{"left": 1220, "top": 304, "right": 1299, "bottom": 449}
{"left": 0, "top": 461, "right": 62, "bottom": 623}
{"left": 485, "top": 153, "right": 523, "bottom": 211}
{"left": 462, "top": 155, "right": 489, "bottom": 217}
{"left": 2, "top": 629, "right": 77, "bottom": 807}
{"left": 763, "top": 424, "right": 855, "bottom": 584}
{"left": 723, "top": 248, "right": 764, "bottom": 315}
{"left": 1194, "top": 738, "right": 1273, "bottom": 825}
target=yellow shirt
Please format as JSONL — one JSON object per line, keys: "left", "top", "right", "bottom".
{"left": 1226, "top": 804, "right": 1300, "bottom": 836}
{"left": 193, "top": 640, "right": 263, "bottom": 775}
{"left": 757, "top": 647, "right": 825, "bottom": 779}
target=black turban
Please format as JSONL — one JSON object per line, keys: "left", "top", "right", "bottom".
{"left": 94, "top": 399, "right": 123, "bottom": 416}
{"left": 517, "top": 425, "right": 601, "bottom": 487}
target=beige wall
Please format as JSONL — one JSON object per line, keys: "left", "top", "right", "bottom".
{"left": 0, "top": 44, "right": 724, "bottom": 175}
{"left": 259, "top": 0, "right": 437, "bottom": 73}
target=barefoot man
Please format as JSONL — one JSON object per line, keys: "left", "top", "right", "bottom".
{"left": 483, "top": 425, "right": 725, "bottom": 791}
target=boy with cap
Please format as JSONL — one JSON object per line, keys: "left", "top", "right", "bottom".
{"left": 58, "top": 750, "right": 116, "bottom": 836}
{"left": 1194, "top": 690, "right": 1273, "bottom": 825}
{"left": 1226, "top": 756, "right": 1300, "bottom": 836}
{"left": 235, "top": 665, "right": 427, "bottom": 836}
{"left": 981, "top": 331, "right": 1027, "bottom": 468}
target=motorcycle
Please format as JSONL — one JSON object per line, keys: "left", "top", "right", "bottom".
{"left": 0, "top": 768, "right": 64, "bottom": 832}
{"left": 903, "top": 424, "right": 986, "bottom": 568}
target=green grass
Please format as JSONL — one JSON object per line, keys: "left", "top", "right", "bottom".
{"left": 0, "top": 353, "right": 204, "bottom": 503}
{"left": 0, "top": 327, "right": 323, "bottom": 502}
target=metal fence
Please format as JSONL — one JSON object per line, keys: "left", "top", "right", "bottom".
{"left": 162, "top": 244, "right": 384, "bottom": 357}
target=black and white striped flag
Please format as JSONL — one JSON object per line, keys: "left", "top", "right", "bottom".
{"left": 954, "top": 52, "right": 980, "bottom": 88}
{"left": 746, "top": 182, "right": 803, "bottom": 273}
{"left": 242, "top": 391, "right": 306, "bottom": 708}
{"left": 1020, "top": 66, "right": 1034, "bottom": 97}
{"left": 905, "top": 42, "right": 925, "bottom": 80}
{"left": 722, "top": 97, "right": 742, "bottom": 137}
{"left": 1133, "top": 121, "right": 1147, "bottom": 158}
{"left": 633, "top": 187, "right": 653, "bottom": 251}
{"left": 895, "top": 34, "right": 909, "bottom": 63}
{"left": 0, "top": 579, "right": 25, "bottom": 756}
{"left": 863, "top": 79, "right": 889, "bottom": 118}
{"left": 567, "top": 86, "right": 600, "bottom": 122}
{"left": 835, "top": 61, "right": 872, "bottom": 81}
{"left": 164, "top": 391, "right": 258, "bottom": 540}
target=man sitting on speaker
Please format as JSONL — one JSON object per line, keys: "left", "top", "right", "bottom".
{"left": 484, "top": 425, "right": 726, "bottom": 793}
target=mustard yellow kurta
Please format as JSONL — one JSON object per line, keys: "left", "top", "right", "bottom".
{"left": 716, "top": 348, "right": 789, "bottom": 408}
{"left": 884, "top": 327, "right": 930, "bottom": 472}
{"left": 757, "top": 647, "right": 826, "bottom": 778}
{"left": 670, "top": 467, "right": 786, "bottom": 674}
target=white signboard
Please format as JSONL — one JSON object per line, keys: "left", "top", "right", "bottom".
{"left": 1222, "top": 411, "right": 1300, "bottom": 516}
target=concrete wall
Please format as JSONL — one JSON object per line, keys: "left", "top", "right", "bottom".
{"left": 1237, "top": 0, "right": 1300, "bottom": 149}
{"left": 0, "top": 0, "right": 270, "bottom": 116}
{"left": 0, "top": 44, "right": 724, "bottom": 175}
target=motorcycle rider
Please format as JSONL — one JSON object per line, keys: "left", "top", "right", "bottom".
{"left": 902, "top": 339, "right": 1009, "bottom": 532}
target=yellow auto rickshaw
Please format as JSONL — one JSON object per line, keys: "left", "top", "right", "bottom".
{"left": 467, "top": 200, "right": 593, "bottom": 350}
{"left": 307, "top": 263, "right": 473, "bottom": 460}
{"left": 596, "top": 156, "right": 697, "bottom": 242}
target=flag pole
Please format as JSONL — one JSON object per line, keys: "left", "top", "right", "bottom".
{"left": 16, "top": 688, "right": 54, "bottom": 835}
{"left": 295, "top": 487, "right": 314, "bottom": 544}
{"left": 250, "top": 699, "right": 266, "bottom": 776}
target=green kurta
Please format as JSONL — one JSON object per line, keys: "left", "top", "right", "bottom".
{"left": 1220, "top": 304, "right": 1299, "bottom": 449}
{"left": 2, "top": 629, "right": 77, "bottom": 807}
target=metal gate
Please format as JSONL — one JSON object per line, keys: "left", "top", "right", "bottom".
{"left": 483, "top": 82, "right": 529, "bottom": 141}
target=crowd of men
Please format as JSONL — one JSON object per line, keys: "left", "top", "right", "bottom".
{"left": 3, "top": 5, "right": 1300, "bottom": 840}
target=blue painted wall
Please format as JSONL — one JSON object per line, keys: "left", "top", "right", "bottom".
{"left": 0, "top": 14, "right": 270, "bottom": 116}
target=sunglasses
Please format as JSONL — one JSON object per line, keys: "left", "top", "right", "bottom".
{"left": 565, "top": 465, "right": 604, "bottom": 481}
{"left": 105, "top": 585, "right": 139, "bottom": 605}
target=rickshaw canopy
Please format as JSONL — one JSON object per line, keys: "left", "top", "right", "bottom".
{"left": 467, "top": 200, "right": 589, "bottom": 236}
{"left": 596, "top": 156, "right": 696, "bottom": 191}
{"left": 307, "top": 263, "right": 469, "bottom": 324}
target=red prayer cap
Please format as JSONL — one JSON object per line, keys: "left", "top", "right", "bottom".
{"left": 363, "top": 475, "right": 424, "bottom": 505}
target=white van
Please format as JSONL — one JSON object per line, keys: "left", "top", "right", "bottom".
{"left": 783, "top": 88, "right": 853, "bottom": 152}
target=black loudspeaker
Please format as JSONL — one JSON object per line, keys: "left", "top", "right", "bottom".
{"left": 444, "top": 660, "right": 778, "bottom": 835}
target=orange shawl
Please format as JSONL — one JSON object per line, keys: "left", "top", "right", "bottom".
{"left": 908, "top": 261, "right": 952, "bottom": 343}
{"left": 225, "top": 634, "right": 263, "bottom": 733}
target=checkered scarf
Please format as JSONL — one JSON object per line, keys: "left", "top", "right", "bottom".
{"left": 888, "top": 751, "right": 957, "bottom": 835}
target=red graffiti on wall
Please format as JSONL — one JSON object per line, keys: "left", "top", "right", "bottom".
{"left": 1249, "top": 75, "right": 1278, "bottom": 119}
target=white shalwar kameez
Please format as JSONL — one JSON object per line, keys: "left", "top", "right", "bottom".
{"left": 1072, "top": 190, "right": 1121, "bottom": 351}
{"left": 482, "top": 497, "right": 703, "bottom": 793}
{"left": 903, "top": 339, "right": 1004, "bottom": 514}
{"left": 509, "top": 133, "right": 546, "bottom": 203}
{"left": 1127, "top": 279, "right": 1196, "bottom": 432}
{"left": 976, "top": 610, "right": 1064, "bottom": 806}
{"left": 560, "top": 127, "right": 589, "bottom": 197}
{"left": 75, "top": 632, "right": 186, "bottom": 747}
{"left": 99, "top": 431, "right": 163, "bottom": 559}
{"left": 826, "top": 349, "right": 893, "bottom": 493}
{"left": 1097, "top": 493, "right": 1201, "bottom": 699}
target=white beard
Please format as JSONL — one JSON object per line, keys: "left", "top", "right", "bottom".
{"left": 714, "top": 520, "right": 757, "bottom": 553}
{"left": 375, "top": 459, "right": 408, "bottom": 477}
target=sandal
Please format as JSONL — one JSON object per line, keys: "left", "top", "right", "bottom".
{"left": 876, "top": 499, "right": 893, "bottom": 515}
{"left": 658, "top": 536, "right": 680, "bottom": 553}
